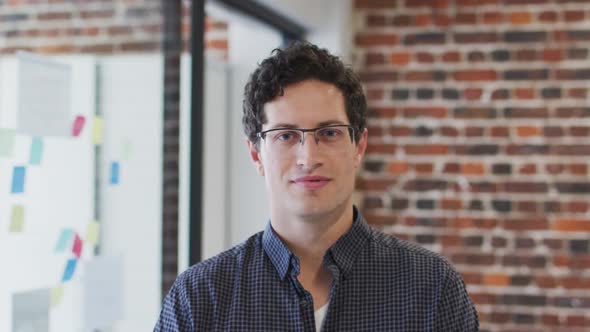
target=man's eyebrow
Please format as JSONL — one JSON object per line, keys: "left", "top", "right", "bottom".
{"left": 266, "top": 120, "right": 348, "bottom": 130}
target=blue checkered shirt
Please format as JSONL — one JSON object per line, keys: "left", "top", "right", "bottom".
{"left": 154, "top": 208, "right": 479, "bottom": 331}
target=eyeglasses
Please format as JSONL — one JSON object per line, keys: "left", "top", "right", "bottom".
{"left": 256, "top": 124, "right": 355, "bottom": 154}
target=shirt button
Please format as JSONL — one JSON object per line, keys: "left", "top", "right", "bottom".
{"left": 300, "top": 299, "right": 309, "bottom": 307}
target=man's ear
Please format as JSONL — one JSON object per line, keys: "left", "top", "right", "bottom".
{"left": 247, "top": 138, "right": 265, "bottom": 176}
{"left": 354, "top": 128, "right": 368, "bottom": 168}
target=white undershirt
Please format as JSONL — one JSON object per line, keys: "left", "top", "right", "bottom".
{"left": 314, "top": 302, "right": 329, "bottom": 331}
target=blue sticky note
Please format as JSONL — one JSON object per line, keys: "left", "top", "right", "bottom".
{"left": 62, "top": 258, "right": 78, "bottom": 282}
{"left": 110, "top": 161, "right": 120, "bottom": 185}
{"left": 11, "top": 166, "right": 26, "bottom": 193}
{"left": 55, "top": 228, "right": 74, "bottom": 252}
{"left": 29, "top": 137, "right": 44, "bottom": 165}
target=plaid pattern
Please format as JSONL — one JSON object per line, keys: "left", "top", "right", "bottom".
{"left": 154, "top": 207, "right": 479, "bottom": 331}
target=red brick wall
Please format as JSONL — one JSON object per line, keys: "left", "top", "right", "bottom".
{"left": 354, "top": 0, "right": 590, "bottom": 331}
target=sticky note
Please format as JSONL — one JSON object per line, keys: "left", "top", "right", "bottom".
{"left": 110, "top": 161, "right": 119, "bottom": 185}
{"left": 11, "top": 166, "right": 26, "bottom": 193}
{"left": 29, "top": 137, "right": 43, "bottom": 165}
{"left": 86, "top": 220, "right": 100, "bottom": 245}
{"left": 51, "top": 286, "right": 64, "bottom": 307}
{"left": 62, "top": 258, "right": 77, "bottom": 282}
{"left": 92, "top": 116, "right": 103, "bottom": 145}
{"left": 72, "top": 115, "right": 86, "bottom": 137}
{"left": 0, "top": 128, "right": 16, "bottom": 157}
{"left": 72, "top": 233, "right": 83, "bottom": 259}
{"left": 9, "top": 205, "right": 25, "bottom": 232}
{"left": 55, "top": 228, "right": 74, "bottom": 252}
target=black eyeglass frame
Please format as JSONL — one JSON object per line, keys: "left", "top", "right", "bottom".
{"left": 256, "top": 124, "right": 355, "bottom": 145}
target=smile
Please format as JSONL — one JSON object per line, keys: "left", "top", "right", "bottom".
{"left": 292, "top": 176, "right": 331, "bottom": 189}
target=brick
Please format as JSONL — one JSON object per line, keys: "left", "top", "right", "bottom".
{"left": 442, "top": 88, "right": 460, "bottom": 99}
{"left": 502, "top": 0, "right": 549, "bottom": 4}
{"left": 358, "top": 179, "right": 397, "bottom": 191}
{"left": 556, "top": 68, "right": 590, "bottom": 80}
{"left": 403, "top": 179, "right": 448, "bottom": 191}
{"left": 455, "top": 12, "right": 477, "bottom": 25}
{"left": 417, "top": 199, "right": 435, "bottom": 210}
{"left": 81, "top": 9, "right": 116, "bottom": 19}
{"left": 567, "top": 47, "right": 588, "bottom": 60}
{"left": 392, "top": 15, "right": 412, "bottom": 27}
{"left": 358, "top": 71, "right": 398, "bottom": 82}
{"left": 416, "top": 88, "right": 434, "bottom": 99}
{"left": 492, "top": 200, "right": 511, "bottom": 212}
{"left": 391, "top": 89, "right": 409, "bottom": 100}
{"left": 405, "top": 0, "right": 449, "bottom": 8}
{"left": 492, "top": 237, "right": 508, "bottom": 248}
{"left": 370, "top": 107, "right": 397, "bottom": 118}
{"left": 570, "top": 126, "right": 590, "bottom": 136}
{"left": 441, "top": 51, "right": 461, "bottom": 62}
{"left": 454, "top": 32, "right": 498, "bottom": 43}
{"left": 355, "top": 0, "right": 398, "bottom": 8}
{"left": 505, "top": 30, "right": 546, "bottom": 42}
{"left": 454, "top": 144, "right": 499, "bottom": 155}
{"left": 414, "top": 14, "right": 430, "bottom": 27}
{"left": 519, "top": 164, "right": 537, "bottom": 174}
{"left": 366, "top": 15, "right": 388, "bottom": 27}
{"left": 555, "top": 30, "right": 590, "bottom": 42}
{"left": 566, "top": 201, "right": 589, "bottom": 213}
{"left": 511, "top": 275, "right": 532, "bottom": 286}
{"left": 364, "top": 213, "right": 397, "bottom": 225}
{"left": 415, "top": 52, "right": 435, "bottom": 63}
{"left": 363, "top": 196, "right": 383, "bottom": 208}
{"left": 405, "top": 144, "right": 449, "bottom": 155}
{"left": 469, "top": 200, "right": 484, "bottom": 210}
{"left": 570, "top": 240, "right": 590, "bottom": 254}
{"left": 0, "top": 13, "right": 28, "bottom": 22}
{"left": 504, "top": 219, "right": 549, "bottom": 231}
{"left": 502, "top": 294, "right": 546, "bottom": 306}
{"left": 493, "top": 163, "right": 512, "bottom": 174}
{"left": 543, "top": 126, "right": 564, "bottom": 137}
{"left": 365, "top": 52, "right": 385, "bottom": 66}
{"left": 502, "top": 255, "right": 546, "bottom": 268}
{"left": 517, "top": 126, "right": 540, "bottom": 137}
{"left": 504, "top": 181, "right": 548, "bottom": 193}
{"left": 514, "top": 49, "right": 538, "bottom": 61}
{"left": 404, "top": 32, "right": 446, "bottom": 45}
{"left": 454, "top": 107, "right": 496, "bottom": 119}
{"left": 465, "top": 126, "right": 484, "bottom": 137}
{"left": 364, "top": 160, "right": 384, "bottom": 173}
{"left": 414, "top": 126, "right": 434, "bottom": 136}
{"left": 390, "top": 52, "right": 411, "bottom": 65}
{"left": 504, "top": 69, "right": 549, "bottom": 80}
{"left": 568, "top": 87, "right": 587, "bottom": 98}
{"left": 454, "top": 70, "right": 497, "bottom": 81}
{"left": 516, "top": 237, "right": 535, "bottom": 248}
{"left": 356, "top": 33, "right": 398, "bottom": 46}
{"left": 404, "top": 70, "right": 447, "bottom": 81}
{"left": 514, "top": 88, "right": 535, "bottom": 99}
{"left": 509, "top": 12, "right": 532, "bottom": 24}
{"left": 452, "top": 253, "right": 495, "bottom": 265}
{"left": 366, "top": 143, "right": 396, "bottom": 154}
{"left": 457, "top": 0, "right": 499, "bottom": 5}
{"left": 539, "top": 11, "right": 558, "bottom": 22}
{"left": 506, "top": 144, "right": 549, "bottom": 156}
{"left": 38, "top": 12, "right": 71, "bottom": 20}
{"left": 442, "top": 199, "right": 462, "bottom": 210}
{"left": 391, "top": 199, "right": 409, "bottom": 210}
{"left": 569, "top": 164, "right": 588, "bottom": 175}
{"left": 556, "top": 107, "right": 590, "bottom": 117}
{"left": 554, "top": 219, "right": 590, "bottom": 231}
{"left": 366, "top": 88, "right": 383, "bottom": 100}
{"left": 413, "top": 163, "right": 434, "bottom": 174}
{"left": 491, "top": 89, "right": 510, "bottom": 100}
{"left": 491, "top": 49, "right": 510, "bottom": 61}
{"left": 541, "top": 87, "right": 561, "bottom": 98}
{"left": 387, "top": 162, "right": 409, "bottom": 175}
{"left": 483, "top": 11, "right": 503, "bottom": 24}
{"left": 415, "top": 234, "right": 436, "bottom": 244}
{"left": 390, "top": 126, "right": 412, "bottom": 136}
{"left": 443, "top": 163, "right": 460, "bottom": 173}
{"left": 440, "top": 126, "right": 460, "bottom": 137}
{"left": 403, "top": 107, "right": 447, "bottom": 118}
{"left": 464, "top": 88, "right": 483, "bottom": 99}
{"left": 120, "top": 41, "right": 160, "bottom": 52}
{"left": 542, "top": 49, "right": 562, "bottom": 62}
{"left": 551, "top": 145, "right": 590, "bottom": 155}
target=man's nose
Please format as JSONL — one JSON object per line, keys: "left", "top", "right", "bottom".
{"left": 296, "top": 132, "right": 322, "bottom": 168}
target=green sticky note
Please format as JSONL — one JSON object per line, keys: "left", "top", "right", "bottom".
{"left": 0, "top": 128, "right": 16, "bottom": 157}
{"left": 86, "top": 220, "right": 100, "bottom": 245}
{"left": 92, "top": 116, "right": 103, "bottom": 145}
{"left": 51, "top": 286, "right": 64, "bottom": 307}
{"left": 30, "top": 137, "right": 44, "bottom": 165}
{"left": 9, "top": 205, "right": 25, "bottom": 232}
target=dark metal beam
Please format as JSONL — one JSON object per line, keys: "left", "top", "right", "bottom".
{"left": 189, "top": 0, "right": 205, "bottom": 266}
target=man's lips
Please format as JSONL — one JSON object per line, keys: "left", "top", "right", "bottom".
{"left": 292, "top": 176, "right": 331, "bottom": 189}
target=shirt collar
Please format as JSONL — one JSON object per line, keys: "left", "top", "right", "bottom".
{"left": 262, "top": 206, "right": 371, "bottom": 280}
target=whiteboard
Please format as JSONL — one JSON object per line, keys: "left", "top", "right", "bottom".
{"left": 0, "top": 56, "right": 97, "bottom": 332}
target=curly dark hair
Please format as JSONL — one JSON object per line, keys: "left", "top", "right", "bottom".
{"left": 242, "top": 41, "right": 367, "bottom": 147}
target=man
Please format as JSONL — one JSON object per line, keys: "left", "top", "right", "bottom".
{"left": 155, "top": 42, "right": 479, "bottom": 331}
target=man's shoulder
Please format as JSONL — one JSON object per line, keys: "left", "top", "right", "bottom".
{"left": 176, "top": 231, "right": 264, "bottom": 284}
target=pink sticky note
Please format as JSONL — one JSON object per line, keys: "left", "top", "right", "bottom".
{"left": 72, "top": 115, "right": 86, "bottom": 137}
{"left": 72, "top": 233, "right": 83, "bottom": 259}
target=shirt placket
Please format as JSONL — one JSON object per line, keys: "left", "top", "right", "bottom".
{"left": 289, "top": 270, "right": 317, "bottom": 332}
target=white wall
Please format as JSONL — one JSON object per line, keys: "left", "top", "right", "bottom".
{"left": 98, "top": 55, "right": 163, "bottom": 332}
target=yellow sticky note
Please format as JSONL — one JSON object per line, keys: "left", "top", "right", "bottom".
{"left": 86, "top": 220, "right": 100, "bottom": 245}
{"left": 92, "top": 116, "right": 103, "bottom": 145}
{"left": 51, "top": 286, "right": 64, "bottom": 307}
{"left": 9, "top": 205, "right": 25, "bottom": 232}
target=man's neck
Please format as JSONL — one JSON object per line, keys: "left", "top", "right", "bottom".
{"left": 270, "top": 202, "right": 354, "bottom": 269}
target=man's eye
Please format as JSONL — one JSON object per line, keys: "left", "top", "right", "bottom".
{"left": 275, "top": 131, "right": 298, "bottom": 141}
{"left": 319, "top": 128, "right": 342, "bottom": 137}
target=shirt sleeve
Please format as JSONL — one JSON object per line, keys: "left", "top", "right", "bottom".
{"left": 154, "top": 277, "right": 195, "bottom": 332}
{"left": 434, "top": 268, "right": 479, "bottom": 332}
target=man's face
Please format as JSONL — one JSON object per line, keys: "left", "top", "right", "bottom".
{"left": 248, "top": 79, "right": 367, "bottom": 220}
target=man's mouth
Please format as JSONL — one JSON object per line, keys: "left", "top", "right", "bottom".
{"left": 292, "top": 176, "right": 331, "bottom": 189}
